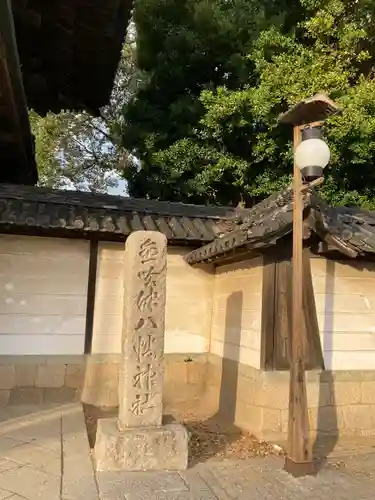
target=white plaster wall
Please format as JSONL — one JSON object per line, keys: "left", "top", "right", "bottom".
{"left": 91, "top": 242, "right": 124, "bottom": 353}
{"left": 210, "top": 257, "right": 263, "bottom": 369}
{"left": 165, "top": 247, "right": 214, "bottom": 354}
{"left": 311, "top": 257, "right": 375, "bottom": 370}
{"left": 0, "top": 235, "right": 89, "bottom": 355}
{"left": 92, "top": 242, "right": 214, "bottom": 354}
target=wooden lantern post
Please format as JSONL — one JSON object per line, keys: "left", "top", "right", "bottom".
{"left": 278, "top": 94, "right": 341, "bottom": 477}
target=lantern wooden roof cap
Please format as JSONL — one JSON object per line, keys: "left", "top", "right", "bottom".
{"left": 278, "top": 93, "right": 342, "bottom": 127}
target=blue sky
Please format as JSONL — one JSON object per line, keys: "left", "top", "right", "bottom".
{"left": 108, "top": 177, "right": 127, "bottom": 196}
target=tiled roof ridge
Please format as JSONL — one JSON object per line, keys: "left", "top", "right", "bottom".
{"left": 185, "top": 187, "right": 375, "bottom": 264}
{"left": 0, "top": 184, "right": 240, "bottom": 220}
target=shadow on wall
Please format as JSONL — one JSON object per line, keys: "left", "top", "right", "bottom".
{"left": 191, "top": 291, "right": 243, "bottom": 465}
{"left": 313, "top": 259, "right": 338, "bottom": 470}
{"left": 218, "top": 291, "right": 243, "bottom": 424}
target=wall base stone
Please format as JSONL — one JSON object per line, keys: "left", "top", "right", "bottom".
{"left": 206, "top": 354, "right": 375, "bottom": 443}
{"left": 2, "top": 352, "right": 375, "bottom": 444}
{"left": 0, "top": 353, "right": 207, "bottom": 410}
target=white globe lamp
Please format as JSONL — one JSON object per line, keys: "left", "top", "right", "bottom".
{"left": 294, "top": 127, "right": 330, "bottom": 181}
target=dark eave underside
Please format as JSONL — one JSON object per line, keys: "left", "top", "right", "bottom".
{"left": 0, "top": 184, "right": 241, "bottom": 243}
{"left": 0, "top": 0, "right": 37, "bottom": 185}
{"left": 12, "top": 0, "right": 133, "bottom": 115}
{"left": 0, "top": 0, "right": 133, "bottom": 186}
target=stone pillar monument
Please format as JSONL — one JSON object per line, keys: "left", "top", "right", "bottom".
{"left": 95, "top": 231, "right": 188, "bottom": 471}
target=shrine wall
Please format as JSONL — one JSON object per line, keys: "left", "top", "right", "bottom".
{"left": 204, "top": 255, "right": 375, "bottom": 443}
{"left": 209, "top": 256, "right": 263, "bottom": 369}
{"left": 81, "top": 241, "right": 214, "bottom": 408}
{"left": 310, "top": 256, "right": 375, "bottom": 370}
{"left": 91, "top": 242, "right": 214, "bottom": 356}
{"left": 0, "top": 239, "right": 214, "bottom": 408}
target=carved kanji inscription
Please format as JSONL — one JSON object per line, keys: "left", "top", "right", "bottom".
{"left": 118, "top": 231, "right": 167, "bottom": 429}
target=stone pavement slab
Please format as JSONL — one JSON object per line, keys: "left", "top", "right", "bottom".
{"left": 0, "top": 464, "right": 61, "bottom": 500}
{"left": 97, "top": 455, "right": 375, "bottom": 500}
{"left": 0, "top": 403, "right": 98, "bottom": 500}
{"left": 62, "top": 405, "right": 99, "bottom": 500}
{"left": 2, "top": 402, "right": 375, "bottom": 500}
{"left": 98, "top": 470, "right": 189, "bottom": 500}
{"left": 0, "top": 405, "right": 63, "bottom": 500}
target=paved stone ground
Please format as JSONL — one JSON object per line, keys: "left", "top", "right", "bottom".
{"left": 0, "top": 403, "right": 98, "bottom": 500}
{"left": 1, "top": 404, "right": 375, "bottom": 500}
{"left": 97, "top": 455, "right": 375, "bottom": 500}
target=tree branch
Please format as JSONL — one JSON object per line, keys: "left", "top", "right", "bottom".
{"left": 70, "top": 136, "right": 101, "bottom": 163}
{"left": 82, "top": 116, "right": 113, "bottom": 142}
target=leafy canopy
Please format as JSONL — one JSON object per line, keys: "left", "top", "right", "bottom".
{"left": 121, "top": 0, "right": 375, "bottom": 207}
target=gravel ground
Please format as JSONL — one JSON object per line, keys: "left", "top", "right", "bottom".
{"left": 176, "top": 409, "right": 283, "bottom": 466}
{"left": 83, "top": 404, "right": 283, "bottom": 467}
{"left": 83, "top": 404, "right": 375, "bottom": 477}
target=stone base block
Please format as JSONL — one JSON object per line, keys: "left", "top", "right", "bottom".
{"left": 94, "top": 418, "right": 189, "bottom": 472}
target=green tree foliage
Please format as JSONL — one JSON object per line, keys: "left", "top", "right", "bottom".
{"left": 30, "top": 39, "right": 137, "bottom": 193}
{"left": 122, "top": 0, "right": 375, "bottom": 208}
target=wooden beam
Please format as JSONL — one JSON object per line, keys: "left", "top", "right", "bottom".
{"left": 84, "top": 240, "right": 99, "bottom": 354}
{"left": 210, "top": 248, "right": 259, "bottom": 267}
{"left": 274, "top": 255, "right": 293, "bottom": 370}
{"left": 285, "top": 126, "right": 315, "bottom": 476}
{"left": 260, "top": 253, "right": 277, "bottom": 370}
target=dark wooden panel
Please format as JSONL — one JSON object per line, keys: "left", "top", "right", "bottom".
{"left": 273, "top": 257, "right": 293, "bottom": 370}
{"left": 260, "top": 253, "right": 276, "bottom": 370}
{"left": 84, "top": 239, "right": 98, "bottom": 354}
{"left": 267, "top": 247, "right": 324, "bottom": 371}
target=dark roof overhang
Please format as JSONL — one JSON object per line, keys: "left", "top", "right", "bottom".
{"left": 0, "top": 0, "right": 37, "bottom": 185}
{"left": 13, "top": 0, "right": 133, "bottom": 115}
{"left": 185, "top": 188, "right": 375, "bottom": 266}
{"left": 0, "top": 0, "right": 133, "bottom": 186}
